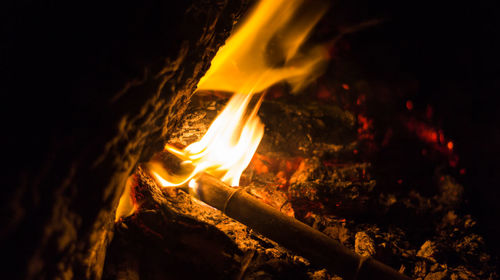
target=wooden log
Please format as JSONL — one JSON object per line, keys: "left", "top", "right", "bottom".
{"left": 188, "top": 172, "right": 412, "bottom": 280}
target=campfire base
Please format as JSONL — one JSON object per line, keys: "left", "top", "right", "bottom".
{"left": 105, "top": 93, "right": 499, "bottom": 280}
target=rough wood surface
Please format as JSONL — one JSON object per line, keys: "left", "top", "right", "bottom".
{"left": 1, "top": 1, "right": 247, "bottom": 279}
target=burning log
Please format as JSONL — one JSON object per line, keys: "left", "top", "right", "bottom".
{"left": 187, "top": 172, "right": 411, "bottom": 280}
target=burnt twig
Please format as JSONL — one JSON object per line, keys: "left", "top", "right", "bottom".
{"left": 189, "top": 172, "right": 412, "bottom": 280}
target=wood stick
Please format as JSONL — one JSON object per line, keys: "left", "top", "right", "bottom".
{"left": 189, "top": 173, "right": 412, "bottom": 280}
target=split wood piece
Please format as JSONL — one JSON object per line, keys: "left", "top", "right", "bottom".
{"left": 190, "top": 173, "right": 412, "bottom": 280}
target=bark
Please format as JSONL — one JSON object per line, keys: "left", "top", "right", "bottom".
{"left": 1, "top": 1, "right": 247, "bottom": 279}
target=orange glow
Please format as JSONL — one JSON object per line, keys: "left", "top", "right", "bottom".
{"left": 342, "top": 83, "right": 350, "bottom": 90}
{"left": 439, "top": 132, "right": 445, "bottom": 144}
{"left": 252, "top": 154, "right": 270, "bottom": 175}
{"left": 447, "top": 141, "right": 454, "bottom": 150}
{"left": 151, "top": 0, "right": 328, "bottom": 188}
{"left": 406, "top": 100, "right": 413, "bottom": 110}
{"left": 431, "top": 132, "right": 438, "bottom": 142}
{"left": 115, "top": 175, "right": 138, "bottom": 222}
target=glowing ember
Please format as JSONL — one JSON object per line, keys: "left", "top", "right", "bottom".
{"left": 447, "top": 141, "right": 454, "bottom": 150}
{"left": 406, "top": 100, "right": 413, "bottom": 110}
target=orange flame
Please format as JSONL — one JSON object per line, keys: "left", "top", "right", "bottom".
{"left": 115, "top": 175, "right": 138, "bottom": 222}
{"left": 150, "top": 0, "right": 328, "bottom": 188}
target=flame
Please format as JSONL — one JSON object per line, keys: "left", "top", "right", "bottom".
{"left": 115, "top": 175, "right": 138, "bottom": 222}
{"left": 153, "top": 93, "right": 264, "bottom": 186}
{"left": 151, "top": 0, "right": 328, "bottom": 188}
{"left": 197, "top": 0, "right": 329, "bottom": 94}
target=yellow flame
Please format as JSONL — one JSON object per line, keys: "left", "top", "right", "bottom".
{"left": 115, "top": 176, "right": 138, "bottom": 222}
{"left": 151, "top": 0, "right": 328, "bottom": 187}
{"left": 197, "top": 0, "right": 329, "bottom": 94}
{"left": 153, "top": 92, "right": 264, "bottom": 186}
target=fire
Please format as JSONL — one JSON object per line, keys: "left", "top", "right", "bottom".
{"left": 115, "top": 176, "right": 138, "bottom": 221}
{"left": 150, "top": 0, "right": 328, "bottom": 188}
{"left": 197, "top": 0, "right": 328, "bottom": 94}
{"left": 152, "top": 93, "right": 264, "bottom": 186}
